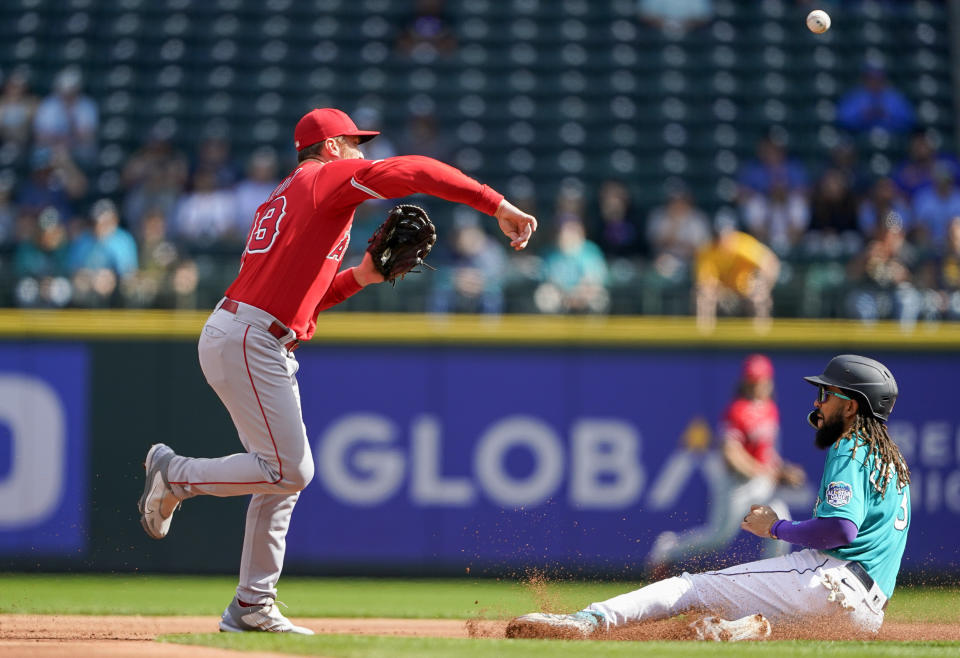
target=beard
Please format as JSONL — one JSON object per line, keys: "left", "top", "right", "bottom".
{"left": 814, "top": 413, "right": 847, "bottom": 449}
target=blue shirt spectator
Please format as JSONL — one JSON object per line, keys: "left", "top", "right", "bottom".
{"left": 67, "top": 199, "right": 138, "bottom": 276}
{"left": 893, "top": 130, "right": 960, "bottom": 199}
{"left": 33, "top": 67, "right": 99, "bottom": 167}
{"left": 837, "top": 65, "right": 915, "bottom": 134}
{"left": 536, "top": 218, "right": 610, "bottom": 314}
{"left": 912, "top": 165, "right": 960, "bottom": 248}
{"left": 542, "top": 239, "right": 608, "bottom": 290}
{"left": 16, "top": 146, "right": 87, "bottom": 221}
{"left": 738, "top": 134, "right": 809, "bottom": 197}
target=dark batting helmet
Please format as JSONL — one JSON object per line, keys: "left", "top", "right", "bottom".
{"left": 803, "top": 354, "right": 898, "bottom": 422}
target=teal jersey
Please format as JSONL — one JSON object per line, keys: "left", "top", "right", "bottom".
{"left": 814, "top": 433, "right": 910, "bottom": 598}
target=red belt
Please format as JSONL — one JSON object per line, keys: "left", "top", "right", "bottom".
{"left": 220, "top": 299, "right": 300, "bottom": 352}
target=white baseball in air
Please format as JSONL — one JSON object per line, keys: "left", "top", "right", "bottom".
{"left": 806, "top": 9, "right": 831, "bottom": 34}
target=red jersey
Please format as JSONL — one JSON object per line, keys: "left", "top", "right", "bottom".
{"left": 225, "top": 155, "right": 504, "bottom": 340}
{"left": 721, "top": 398, "right": 780, "bottom": 467}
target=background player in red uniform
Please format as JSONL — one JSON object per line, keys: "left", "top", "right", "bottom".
{"left": 137, "top": 108, "right": 537, "bottom": 633}
{"left": 646, "top": 354, "right": 806, "bottom": 573}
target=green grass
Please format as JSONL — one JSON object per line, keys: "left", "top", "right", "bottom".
{"left": 1, "top": 574, "right": 956, "bottom": 623}
{"left": 0, "top": 573, "right": 640, "bottom": 618}
{"left": 3, "top": 575, "right": 958, "bottom": 657}
{"left": 881, "top": 587, "right": 959, "bottom": 623}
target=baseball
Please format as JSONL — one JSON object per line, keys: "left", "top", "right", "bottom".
{"left": 806, "top": 9, "right": 831, "bottom": 34}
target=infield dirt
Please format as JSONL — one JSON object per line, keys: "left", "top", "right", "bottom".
{"left": 1, "top": 614, "right": 958, "bottom": 657}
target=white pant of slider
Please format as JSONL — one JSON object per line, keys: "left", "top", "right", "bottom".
{"left": 588, "top": 548, "right": 885, "bottom": 634}
{"left": 509, "top": 549, "right": 885, "bottom": 641}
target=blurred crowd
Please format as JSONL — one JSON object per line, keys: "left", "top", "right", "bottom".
{"left": 2, "top": 53, "right": 958, "bottom": 325}
{"left": 514, "top": 115, "right": 960, "bottom": 329}
{"left": 0, "top": 66, "right": 277, "bottom": 310}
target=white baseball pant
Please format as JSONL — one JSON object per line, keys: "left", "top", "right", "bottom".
{"left": 165, "top": 299, "right": 314, "bottom": 605}
{"left": 589, "top": 548, "right": 886, "bottom": 634}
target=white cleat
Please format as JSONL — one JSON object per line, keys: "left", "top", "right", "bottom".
{"left": 219, "top": 596, "right": 314, "bottom": 634}
{"left": 505, "top": 610, "right": 605, "bottom": 639}
{"left": 138, "top": 443, "right": 181, "bottom": 540}
{"left": 690, "top": 613, "right": 772, "bottom": 642}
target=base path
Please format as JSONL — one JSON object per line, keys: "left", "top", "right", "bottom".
{"left": 0, "top": 614, "right": 957, "bottom": 657}
{"left": 0, "top": 615, "right": 503, "bottom": 658}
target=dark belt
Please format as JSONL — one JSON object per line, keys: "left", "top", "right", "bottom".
{"left": 846, "top": 561, "right": 888, "bottom": 610}
{"left": 845, "top": 561, "right": 874, "bottom": 591}
{"left": 220, "top": 299, "right": 300, "bottom": 352}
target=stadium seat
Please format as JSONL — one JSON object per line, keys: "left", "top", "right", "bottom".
{"left": 0, "top": 0, "right": 952, "bottom": 316}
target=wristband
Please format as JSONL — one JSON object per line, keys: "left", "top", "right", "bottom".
{"left": 770, "top": 519, "right": 784, "bottom": 539}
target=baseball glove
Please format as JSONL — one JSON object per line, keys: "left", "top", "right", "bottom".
{"left": 366, "top": 204, "right": 437, "bottom": 284}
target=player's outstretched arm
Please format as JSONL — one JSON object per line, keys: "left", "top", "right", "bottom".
{"left": 495, "top": 199, "right": 537, "bottom": 251}
{"left": 743, "top": 506, "right": 859, "bottom": 548}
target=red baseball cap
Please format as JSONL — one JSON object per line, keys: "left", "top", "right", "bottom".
{"left": 742, "top": 354, "right": 774, "bottom": 383}
{"left": 293, "top": 108, "right": 380, "bottom": 151}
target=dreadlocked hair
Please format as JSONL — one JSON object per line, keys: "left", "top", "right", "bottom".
{"left": 846, "top": 414, "right": 911, "bottom": 498}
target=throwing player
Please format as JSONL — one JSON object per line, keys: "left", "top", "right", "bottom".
{"left": 647, "top": 354, "right": 806, "bottom": 573}
{"left": 508, "top": 354, "right": 909, "bottom": 640}
{"left": 137, "top": 108, "right": 537, "bottom": 633}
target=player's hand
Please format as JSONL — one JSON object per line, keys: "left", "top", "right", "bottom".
{"left": 741, "top": 504, "right": 780, "bottom": 539}
{"left": 495, "top": 199, "right": 537, "bottom": 251}
{"left": 353, "top": 251, "right": 386, "bottom": 287}
{"left": 778, "top": 462, "right": 806, "bottom": 488}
